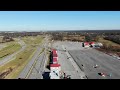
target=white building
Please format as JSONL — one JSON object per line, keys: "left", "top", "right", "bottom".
{"left": 49, "top": 64, "right": 61, "bottom": 79}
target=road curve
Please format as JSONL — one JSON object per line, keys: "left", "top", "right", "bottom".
{"left": 0, "top": 39, "right": 26, "bottom": 66}
{"left": 17, "top": 37, "right": 47, "bottom": 79}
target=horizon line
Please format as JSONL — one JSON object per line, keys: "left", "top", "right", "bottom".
{"left": 0, "top": 29, "right": 120, "bottom": 32}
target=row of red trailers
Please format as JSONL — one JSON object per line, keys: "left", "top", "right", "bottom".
{"left": 50, "top": 49, "right": 61, "bottom": 69}
{"left": 49, "top": 49, "right": 61, "bottom": 79}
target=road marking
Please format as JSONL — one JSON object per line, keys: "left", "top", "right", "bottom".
{"left": 25, "top": 57, "right": 38, "bottom": 79}
{"left": 25, "top": 46, "right": 45, "bottom": 79}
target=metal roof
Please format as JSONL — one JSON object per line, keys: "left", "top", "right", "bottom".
{"left": 53, "top": 54, "right": 58, "bottom": 57}
{"left": 50, "top": 64, "right": 60, "bottom": 67}
{"left": 53, "top": 58, "right": 58, "bottom": 62}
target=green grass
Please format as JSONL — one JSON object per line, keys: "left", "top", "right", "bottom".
{"left": 0, "top": 45, "right": 36, "bottom": 79}
{"left": 0, "top": 36, "right": 44, "bottom": 79}
{"left": 0, "top": 42, "right": 21, "bottom": 60}
{"left": 40, "top": 48, "right": 45, "bottom": 55}
{"left": 22, "top": 36, "right": 43, "bottom": 45}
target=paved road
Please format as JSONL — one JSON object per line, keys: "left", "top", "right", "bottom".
{"left": 0, "top": 39, "right": 26, "bottom": 66}
{"left": 17, "top": 45, "right": 43, "bottom": 79}
{"left": 28, "top": 52, "right": 45, "bottom": 79}
{"left": 17, "top": 36, "right": 48, "bottom": 79}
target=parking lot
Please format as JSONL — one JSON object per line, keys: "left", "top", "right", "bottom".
{"left": 53, "top": 41, "right": 120, "bottom": 79}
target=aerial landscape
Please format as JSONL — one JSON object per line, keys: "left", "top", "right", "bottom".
{"left": 0, "top": 11, "right": 120, "bottom": 79}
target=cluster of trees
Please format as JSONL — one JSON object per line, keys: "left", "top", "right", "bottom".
{"left": 2, "top": 36, "right": 14, "bottom": 43}
{"left": 104, "top": 35, "right": 120, "bottom": 44}
{"left": 51, "top": 32, "right": 100, "bottom": 42}
{"left": 104, "top": 31, "right": 120, "bottom": 36}
{"left": 0, "top": 32, "right": 44, "bottom": 38}
{"left": 85, "top": 35, "right": 100, "bottom": 42}
{"left": 51, "top": 34, "right": 63, "bottom": 41}
{"left": 85, "top": 35, "right": 92, "bottom": 42}
{"left": 51, "top": 32, "right": 85, "bottom": 42}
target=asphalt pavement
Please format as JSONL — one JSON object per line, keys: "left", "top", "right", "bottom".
{"left": 69, "top": 49, "right": 120, "bottom": 79}
{"left": 52, "top": 41, "right": 120, "bottom": 79}
{"left": 17, "top": 45, "right": 43, "bottom": 79}
{"left": 28, "top": 52, "right": 45, "bottom": 79}
{"left": 52, "top": 41, "right": 83, "bottom": 79}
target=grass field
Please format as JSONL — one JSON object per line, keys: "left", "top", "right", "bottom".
{"left": 0, "top": 36, "right": 44, "bottom": 79}
{"left": 0, "top": 45, "right": 36, "bottom": 79}
{"left": 22, "top": 35, "right": 43, "bottom": 45}
{"left": 96, "top": 37, "right": 120, "bottom": 56}
{"left": 99, "top": 38, "right": 120, "bottom": 46}
{"left": 0, "top": 42, "right": 21, "bottom": 60}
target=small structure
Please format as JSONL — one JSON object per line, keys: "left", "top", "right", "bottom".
{"left": 49, "top": 71, "right": 60, "bottom": 79}
{"left": 97, "top": 43, "right": 103, "bottom": 47}
{"left": 89, "top": 42, "right": 95, "bottom": 47}
{"left": 49, "top": 64, "right": 61, "bottom": 79}
{"left": 84, "top": 42, "right": 90, "bottom": 47}
{"left": 50, "top": 64, "right": 61, "bottom": 71}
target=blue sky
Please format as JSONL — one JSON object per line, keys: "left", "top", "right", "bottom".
{"left": 0, "top": 11, "right": 120, "bottom": 31}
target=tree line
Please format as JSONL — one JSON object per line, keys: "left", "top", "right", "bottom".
{"left": 104, "top": 35, "right": 120, "bottom": 44}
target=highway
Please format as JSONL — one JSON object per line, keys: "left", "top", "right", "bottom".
{"left": 28, "top": 52, "right": 45, "bottom": 79}
{"left": 17, "top": 36, "right": 48, "bottom": 79}
{"left": 0, "top": 39, "right": 26, "bottom": 66}
{"left": 53, "top": 41, "right": 120, "bottom": 79}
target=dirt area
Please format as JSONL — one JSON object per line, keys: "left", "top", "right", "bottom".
{"left": 0, "top": 67, "right": 13, "bottom": 79}
{"left": 63, "top": 35, "right": 85, "bottom": 41}
{"left": 96, "top": 38, "right": 120, "bottom": 57}
{"left": 96, "top": 48, "right": 120, "bottom": 57}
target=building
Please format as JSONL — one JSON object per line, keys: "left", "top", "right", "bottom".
{"left": 89, "top": 42, "right": 95, "bottom": 47}
{"left": 84, "top": 42, "right": 90, "bottom": 47}
{"left": 49, "top": 64, "right": 61, "bottom": 79}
